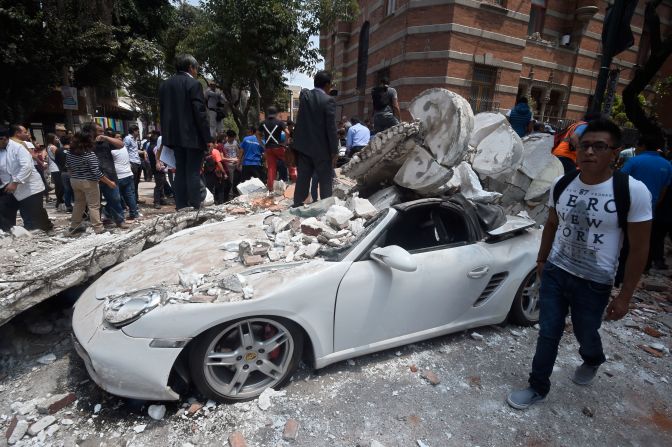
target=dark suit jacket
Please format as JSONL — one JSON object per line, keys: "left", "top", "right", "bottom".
{"left": 159, "top": 72, "right": 211, "bottom": 150}
{"left": 292, "top": 88, "right": 338, "bottom": 161}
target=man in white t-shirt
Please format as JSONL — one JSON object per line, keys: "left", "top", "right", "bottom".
{"left": 508, "top": 119, "right": 652, "bottom": 410}
{"left": 111, "top": 146, "right": 138, "bottom": 224}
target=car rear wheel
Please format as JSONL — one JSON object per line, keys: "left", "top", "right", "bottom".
{"left": 189, "top": 317, "right": 303, "bottom": 402}
{"left": 508, "top": 270, "right": 540, "bottom": 326}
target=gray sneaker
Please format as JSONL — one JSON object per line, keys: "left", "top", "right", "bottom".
{"left": 572, "top": 363, "right": 599, "bottom": 386}
{"left": 507, "top": 387, "right": 545, "bottom": 410}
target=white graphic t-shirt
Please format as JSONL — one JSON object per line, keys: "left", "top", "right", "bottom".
{"left": 548, "top": 174, "right": 652, "bottom": 284}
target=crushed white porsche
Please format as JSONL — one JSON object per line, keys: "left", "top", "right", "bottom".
{"left": 72, "top": 195, "right": 540, "bottom": 403}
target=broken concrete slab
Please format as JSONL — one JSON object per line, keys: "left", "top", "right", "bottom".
{"left": 469, "top": 112, "right": 508, "bottom": 148}
{"left": 471, "top": 122, "right": 524, "bottom": 180}
{"left": 524, "top": 156, "right": 564, "bottom": 202}
{"left": 394, "top": 146, "right": 454, "bottom": 196}
{"left": 445, "top": 162, "right": 502, "bottom": 204}
{"left": 341, "top": 122, "right": 423, "bottom": 188}
{"left": 325, "top": 205, "right": 354, "bottom": 229}
{"left": 409, "top": 88, "right": 473, "bottom": 168}
{"left": 347, "top": 197, "right": 377, "bottom": 219}
{"left": 367, "top": 186, "right": 402, "bottom": 210}
{"left": 236, "top": 177, "right": 267, "bottom": 195}
{"left": 519, "top": 134, "right": 555, "bottom": 179}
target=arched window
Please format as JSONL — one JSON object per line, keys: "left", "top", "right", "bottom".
{"left": 356, "top": 22, "right": 370, "bottom": 92}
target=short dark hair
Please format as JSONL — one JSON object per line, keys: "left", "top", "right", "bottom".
{"left": 9, "top": 124, "right": 24, "bottom": 137}
{"left": 379, "top": 76, "right": 389, "bottom": 85}
{"left": 516, "top": 96, "right": 528, "bottom": 104}
{"left": 581, "top": 118, "right": 622, "bottom": 147}
{"left": 285, "top": 120, "right": 294, "bottom": 126}
{"left": 314, "top": 70, "right": 332, "bottom": 89}
{"left": 350, "top": 117, "right": 360, "bottom": 125}
{"left": 60, "top": 136, "right": 71, "bottom": 146}
{"left": 226, "top": 129, "right": 236, "bottom": 137}
{"left": 637, "top": 134, "right": 661, "bottom": 151}
{"left": 248, "top": 126, "right": 257, "bottom": 134}
{"left": 583, "top": 111, "right": 605, "bottom": 122}
{"left": 175, "top": 54, "right": 198, "bottom": 73}
{"left": 129, "top": 124, "right": 139, "bottom": 134}
{"left": 81, "top": 122, "right": 97, "bottom": 134}
{"left": 0, "top": 127, "right": 9, "bottom": 138}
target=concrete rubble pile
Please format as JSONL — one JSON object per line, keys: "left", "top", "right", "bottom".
{"left": 154, "top": 192, "right": 378, "bottom": 304}
{"left": 341, "top": 88, "right": 563, "bottom": 222}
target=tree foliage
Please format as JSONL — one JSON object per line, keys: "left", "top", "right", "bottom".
{"left": 0, "top": 0, "right": 173, "bottom": 123}
{"left": 175, "top": 0, "right": 355, "bottom": 131}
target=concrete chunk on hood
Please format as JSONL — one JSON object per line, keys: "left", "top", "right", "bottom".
{"left": 409, "top": 88, "right": 473, "bottom": 168}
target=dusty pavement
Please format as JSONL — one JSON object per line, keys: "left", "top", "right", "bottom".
{"left": 1, "top": 267, "right": 671, "bottom": 447}
{"left": 1, "top": 179, "right": 671, "bottom": 446}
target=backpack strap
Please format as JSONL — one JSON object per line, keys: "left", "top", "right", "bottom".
{"left": 612, "top": 170, "right": 631, "bottom": 229}
{"left": 552, "top": 170, "right": 581, "bottom": 207}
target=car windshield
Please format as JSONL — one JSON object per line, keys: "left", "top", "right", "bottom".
{"left": 319, "top": 208, "right": 390, "bottom": 262}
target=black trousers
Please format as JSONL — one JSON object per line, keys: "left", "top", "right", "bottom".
{"left": 173, "top": 147, "right": 205, "bottom": 210}
{"left": 153, "top": 170, "right": 166, "bottom": 205}
{"left": 204, "top": 172, "right": 230, "bottom": 204}
{"left": 131, "top": 162, "right": 142, "bottom": 201}
{"left": 0, "top": 190, "right": 51, "bottom": 231}
{"left": 51, "top": 172, "right": 64, "bottom": 206}
{"left": 293, "top": 152, "right": 333, "bottom": 206}
{"left": 241, "top": 165, "right": 265, "bottom": 182}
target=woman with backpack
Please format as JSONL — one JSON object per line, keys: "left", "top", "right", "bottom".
{"left": 371, "top": 77, "right": 401, "bottom": 133}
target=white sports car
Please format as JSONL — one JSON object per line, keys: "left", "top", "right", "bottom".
{"left": 72, "top": 197, "right": 541, "bottom": 403}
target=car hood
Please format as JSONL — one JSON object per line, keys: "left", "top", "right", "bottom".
{"left": 93, "top": 213, "right": 282, "bottom": 299}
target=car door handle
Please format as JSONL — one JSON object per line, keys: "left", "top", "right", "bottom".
{"left": 468, "top": 266, "right": 489, "bottom": 279}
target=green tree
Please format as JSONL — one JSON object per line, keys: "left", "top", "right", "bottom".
{"left": 175, "top": 0, "right": 356, "bottom": 131}
{"left": 0, "top": 0, "right": 173, "bottom": 124}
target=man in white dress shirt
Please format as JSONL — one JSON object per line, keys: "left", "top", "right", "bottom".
{"left": 0, "top": 125, "right": 52, "bottom": 231}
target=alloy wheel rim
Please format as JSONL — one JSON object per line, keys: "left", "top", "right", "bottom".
{"left": 203, "top": 318, "right": 294, "bottom": 399}
{"left": 521, "top": 274, "right": 540, "bottom": 321}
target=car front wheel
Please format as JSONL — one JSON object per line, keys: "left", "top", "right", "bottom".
{"left": 508, "top": 270, "right": 540, "bottom": 326}
{"left": 189, "top": 317, "right": 303, "bottom": 402}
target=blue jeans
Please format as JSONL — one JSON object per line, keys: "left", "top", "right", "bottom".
{"left": 118, "top": 176, "right": 139, "bottom": 218}
{"left": 61, "top": 172, "right": 73, "bottom": 209}
{"left": 100, "top": 183, "right": 124, "bottom": 224}
{"left": 529, "top": 262, "right": 611, "bottom": 396}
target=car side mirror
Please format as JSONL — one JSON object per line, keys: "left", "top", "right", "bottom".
{"left": 370, "top": 246, "right": 417, "bottom": 272}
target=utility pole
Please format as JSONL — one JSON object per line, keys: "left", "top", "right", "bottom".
{"left": 589, "top": 0, "right": 629, "bottom": 115}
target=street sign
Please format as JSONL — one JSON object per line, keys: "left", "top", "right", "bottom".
{"left": 61, "top": 86, "right": 79, "bottom": 110}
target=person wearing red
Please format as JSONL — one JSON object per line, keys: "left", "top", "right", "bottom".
{"left": 260, "top": 106, "right": 287, "bottom": 191}
{"left": 203, "top": 143, "right": 229, "bottom": 204}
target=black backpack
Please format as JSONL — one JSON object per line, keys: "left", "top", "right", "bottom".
{"left": 552, "top": 170, "right": 631, "bottom": 286}
{"left": 371, "top": 85, "right": 391, "bottom": 111}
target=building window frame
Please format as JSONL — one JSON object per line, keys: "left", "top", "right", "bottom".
{"left": 386, "top": 0, "right": 397, "bottom": 16}
{"left": 356, "top": 22, "right": 370, "bottom": 93}
{"left": 528, "top": 0, "right": 547, "bottom": 36}
{"left": 469, "top": 65, "right": 499, "bottom": 113}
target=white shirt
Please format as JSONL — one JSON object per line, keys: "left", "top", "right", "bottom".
{"left": 548, "top": 175, "right": 652, "bottom": 284}
{"left": 123, "top": 135, "right": 142, "bottom": 164}
{"left": 111, "top": 147, "right": 133, "bottom": 179}
{"left": 47, "top": 144, "right": 59, "bottom": 173}
{"left": 0, "top": 139, "right": 45, "bottom": 201}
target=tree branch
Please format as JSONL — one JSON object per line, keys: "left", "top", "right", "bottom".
{"left": 646, "top": 0, "right": 664, "bottom": 52}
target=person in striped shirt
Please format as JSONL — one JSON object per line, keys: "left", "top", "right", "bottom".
{"left": 66, "top": 131, "right": 116, "bottom": 234}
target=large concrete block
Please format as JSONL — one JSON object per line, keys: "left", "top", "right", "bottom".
{"left": 409, "top": 88, "right": 473, "bottom": 168}
{"left": 394, "top": 146, "right": 454, "bottom": 196}
{"left": 469, "top": 112, "right": 507, "bottom": 148}
{"left": 471, "top": 122, "right": 524, "bottom": 179}
{"left": 525, "top": 156, "right": 564, "bottom": 201}
{"left": 519, "top": 134, "right": 555, "bottom": 179}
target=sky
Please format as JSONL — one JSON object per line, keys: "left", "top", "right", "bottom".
{"left": 184, "top": 0, "right": 322, "bottom": 89}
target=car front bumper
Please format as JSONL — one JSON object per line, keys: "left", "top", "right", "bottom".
{"left": 72, "top": 293, "right": 184, "bottom": 401}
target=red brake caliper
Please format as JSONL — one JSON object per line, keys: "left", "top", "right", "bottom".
{"left": 264, "top": 324, "right": 281, "bottom": 360}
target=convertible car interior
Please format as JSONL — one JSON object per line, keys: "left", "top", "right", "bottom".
{"left": 376, "top": 204, "right": 471, "bottom": 252}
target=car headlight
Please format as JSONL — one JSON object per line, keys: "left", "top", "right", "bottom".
{"left": 103, "top": 289, "right": 164, "bottom": 328}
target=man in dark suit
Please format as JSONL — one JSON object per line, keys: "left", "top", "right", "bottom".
{"left": 292, "top": 70, "right": 339, "bottom": 206}
{"left": 159, "top": 54, "right": 211, "bottom": 210}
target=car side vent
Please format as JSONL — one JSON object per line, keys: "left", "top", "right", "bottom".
{"left": 473, "top": 272, "right": 509, "bottom": 307}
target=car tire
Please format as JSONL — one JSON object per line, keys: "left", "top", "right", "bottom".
{"left": 188, "top": 317, "right": 303, "bottom": 403}
{"left": 508, "top": 270, "right": 540, "bottom": 326}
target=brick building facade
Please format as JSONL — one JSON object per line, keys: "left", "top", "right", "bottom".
{"left": 321, "top": 0, "right": 672, "bottom": 126}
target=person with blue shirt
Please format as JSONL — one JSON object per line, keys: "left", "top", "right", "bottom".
{"left": 239, "top": 127, "right": 265, "bottom": 182}
{"left": 508, "top": 97, "right": 532, "bottom": 138}
{"left": 345, "top": 117, "right": 370, "bottom": 156}
{"left": 621, "top": 135, "right": 672, "bottom": 269}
